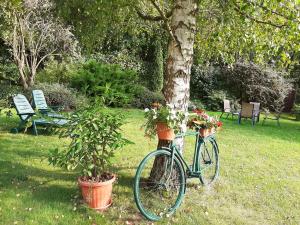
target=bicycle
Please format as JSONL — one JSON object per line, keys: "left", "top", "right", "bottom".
{"left": 133, "top": 125, "right": 220, "bottom": 221}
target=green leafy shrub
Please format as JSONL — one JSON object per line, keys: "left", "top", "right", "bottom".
{"left": 92, "top": 50, "right": 143, "bottom": 73}
{"left": 0, "top": 63, "right": 19, "bottom": 85}
{"left": 190, "top": 64, "right": 221, "bottom": 100}
{"left": 71, "top": 60, "right": 138, "bottom": 107}
{"left": 36, "top": 59, "right": 80, "bottom": 84}
{"left": 203, "top": 90, "right": 229, "bottom": 111}
{"left": 0, "top": 84, "right": 23, "bottom": 108}
{"left": 49, "top": 107, "right": 131, "bottom": 178}
{"left": 32, "top": 83, "right": 89, "bottom": 110}
{"left": 188, "top": 99, "right": 206, "bottom": 111}
{"left": 131, "top": 86, "right": 165, "bottom": 109}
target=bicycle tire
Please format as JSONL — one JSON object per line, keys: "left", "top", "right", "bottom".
{"left": 134, "top": 149, "right": 186, "bottom": 221}
{"left": 199, "top": 138, "right": 219, "bottom": 185}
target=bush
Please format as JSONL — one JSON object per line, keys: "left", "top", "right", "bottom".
{"left": 31, "top": 83, "right": 89, "bottom": 110}
{"left": 203, "top": 90, "right": 229, "bottom": 111}
{"left": 71, "top": 60, "right": 138, "bottom": 107}
{"left": 0, "top": 84, "right": 23, "bottom": 108}
{"left": 131, "top": 86, "right": 165, "bottom": 109}
{"left": 190, "top": 64, "right": 221, "bottom": 99}
{"left": 36, "top": 59, "right": 80, "bottom": 84}
{"left": 0, "top": 63, "right": 19, "bottom": 85}
{"left": 223, "top": 62, "right": 292, "bottom": 112}
{"left": 91, "top": 50, "right": 143, "bottom": 73}
{"left": 188, "top": 99, "right": 206, "bottom": 111}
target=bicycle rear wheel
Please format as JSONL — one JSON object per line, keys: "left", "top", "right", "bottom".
{"left": 199, "top": 138, "right": 219, "bottom": 185}
{"left": 134, "top": 149, "right": 186, "bottom": 221}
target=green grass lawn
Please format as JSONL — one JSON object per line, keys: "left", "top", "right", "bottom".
{"left": 0, "top": 109, "right": 299, "bottom": 225}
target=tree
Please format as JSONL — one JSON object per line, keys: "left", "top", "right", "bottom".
{"left": 150, "top": 37, "right": 164, "bottom": 92}
{"left": 2, "top": 0, "right": 78, "bottom": 89}
{"left": 136, "top": 0, "right": 300, "bottom": 119}
{"left": 134, "top": 0, "right": 300, "bottom": 180}
{"left": 223, "top": 61, "right": 292, "bottom": 112}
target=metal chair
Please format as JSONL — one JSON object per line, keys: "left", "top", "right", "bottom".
{"left": 262, "top": 110, "right": 281, "bottom": 126}
{"left": 220, "top": 99, "right": 232, "bottom": 119}
{"left": 250, "top": 102, "right": 260, "bottom": 122}
{"left": 238, "top": 102, "right": 255, "bottom": 126}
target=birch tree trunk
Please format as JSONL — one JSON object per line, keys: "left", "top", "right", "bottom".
{"left": 150, "top": 0, "right": 197, "bottom": 180}
{"left": 163, "top": 0, "right": 197, "bottom": 151}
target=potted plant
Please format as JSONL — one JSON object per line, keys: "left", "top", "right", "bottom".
{"left": 143, "top": 104, "right": 185, "bottom": 140}
{"left": 49, "top": 107, "right": 131, "bottom": 210}
{"left": 188, "top": 109, "right": 223, "bottom": 137}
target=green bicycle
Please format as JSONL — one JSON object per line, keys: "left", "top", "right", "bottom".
{"left": 133, "top": 126, "right": 220, "bottom": 221}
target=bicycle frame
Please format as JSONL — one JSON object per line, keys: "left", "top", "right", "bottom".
{"left": 166, "top": 130, "right": 217, "bottom": 179}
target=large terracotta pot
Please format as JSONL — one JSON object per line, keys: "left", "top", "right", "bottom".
{"left": 156, "top": 122, "right": 175, "bottom": 140}
{"left": 78, "top": 174, "right": 116, "bottom": 211}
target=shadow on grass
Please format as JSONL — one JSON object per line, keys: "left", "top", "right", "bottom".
{"left": 0, "top": 160, "right": 76, "bottom": 186}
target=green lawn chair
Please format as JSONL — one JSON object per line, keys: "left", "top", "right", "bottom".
{"left": 32, "top": 90, "right": 64, "bottom": 118}
{"left": 13, "top": 94, "right": 68, "bottom": 135}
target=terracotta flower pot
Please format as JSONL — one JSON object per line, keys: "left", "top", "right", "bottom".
{"left": 156, "top": 122, "right": 175, "bottom": 140}
{"left": 78, "top": 174, "right": 116, "bottom": 211}
{"left": 199, "top": 128, "right": 214, "bottom": 137}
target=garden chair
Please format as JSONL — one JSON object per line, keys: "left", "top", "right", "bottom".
{"left": 220, "top": 99, "right": 239, "bottom": 119}
{"left": 250, "top": 102, "right": 260, "bottom": 122}
{"left": 238, "top": 102, "right": 256, "bottom": 126}
{"left": 220, "top": 99, "right": 231, "bottom": 119}
{"left": 262, "top": 110, "right": 281, "bottom": 126}
{"left": 32, "top": 90, "right": 64, "bottom": 118}
{"left": 13, "top": 94, "right": 67, "bottom": 135}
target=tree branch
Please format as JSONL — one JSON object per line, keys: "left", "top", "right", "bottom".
{"left": 135, "top": 7, "right": 164, "bottom": 21}
{"left": 135, "top": 3, "right": 173, "bottom": 21}
{"left": 149, "top": 0, "right": 176, "bottom": 41}
{"left": 245, "top": 0, "right": 300, "bottom": 23}
{"left": 232, "top": 1, "right": 287, "bottom": 28}
{"left": 36, "top": 49, "right": 59, "bottom": 69}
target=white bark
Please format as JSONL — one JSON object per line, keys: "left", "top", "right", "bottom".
{"left": 164, "top": 0, "right": 197, "bottom": 151}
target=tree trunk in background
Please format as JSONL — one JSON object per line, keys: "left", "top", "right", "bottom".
{"left": 150, "top": 0, "right": 197, "bottom": 180}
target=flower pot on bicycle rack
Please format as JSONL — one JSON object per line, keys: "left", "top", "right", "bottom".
{"left": 156, "top": 122, "right": 175, "bottom": 140}
{"left": 78, "top": 174, "right": 116, "bottom": 211}
{"left": 199, "top": 128, "right": 215, "bottom": 137}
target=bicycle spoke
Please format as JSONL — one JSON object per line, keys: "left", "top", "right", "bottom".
{"left": 199, "top": 139, "right": 219, "bottom": 185}
{"left": 134, "top": 150, "right": 185, "bottom": 221}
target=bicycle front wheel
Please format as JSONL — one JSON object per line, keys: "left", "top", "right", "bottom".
{"left": 134, "top": 149, "right": 186, "bottom": 221}
{"left": 199, "top": 138, "right": 219, "bottom": 185}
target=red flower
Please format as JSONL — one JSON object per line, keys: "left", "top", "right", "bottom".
{"left": 217, "top": 121, "right": 223, "bottom": 127}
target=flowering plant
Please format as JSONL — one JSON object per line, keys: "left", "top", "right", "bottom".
{"left": 142, "top": 104, "right": 186, "bottom": 138}
{"left": 188, "top": 109, "right": 223, "bottom": 129}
